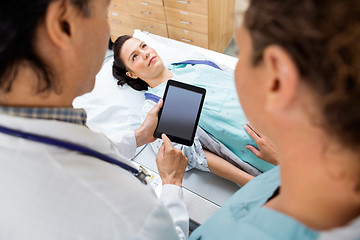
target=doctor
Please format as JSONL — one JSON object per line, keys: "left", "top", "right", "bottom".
{"left": 0, "top": 0, "right": 189, "bottom": 239}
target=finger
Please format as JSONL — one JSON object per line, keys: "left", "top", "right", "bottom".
{"left": 154, "top": 99, "right": 163, "bottom": 113}
{"left": 244, "top": 124, "right": 260, "bottom": 141}
{"left": 245, "top": 145, "right": 261, "bottom": 158}
{"left": 158, "top": 143, "right": 165, "bottom": 157}
{"left": 161, "top": 134, "right": 173, "bottom": 150}
{"left": 246, "top": 122, "right": 261, "bottom": 138}
{"left": 149, "top": 99, "right": 163, "bottom": 115}
{"left": 157, "top": 99, "right": 163, "bottom": 108}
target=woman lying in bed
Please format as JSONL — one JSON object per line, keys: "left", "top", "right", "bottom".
{"left": 112, "top": 35, "right": 278, "bottom": 186}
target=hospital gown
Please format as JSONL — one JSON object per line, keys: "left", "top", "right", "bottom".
{"left": 142, "top": 63, "right": 275, "bottom": 173}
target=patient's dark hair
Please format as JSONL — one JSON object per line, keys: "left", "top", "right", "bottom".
{"left": 245, "top": 0, "right": 360, "bottom": 150}
{"left": 0, "top": 0, "right": 91, "bottom": 93}
{"left": 112, "top": 35, "right": 149, "bottom": 91}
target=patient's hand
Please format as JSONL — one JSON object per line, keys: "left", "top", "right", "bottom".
{"left": 156, "top": 134, "right": 188, "bottom": 187}
{"left": 134, "top": 99, "right": 163, "bottom": 147}
{"left": 244, "top": 122, "right": 279, "bottom": 166}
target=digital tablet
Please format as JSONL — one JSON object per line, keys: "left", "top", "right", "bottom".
{"left": 154, "top": 80, "right": 206, "bottom": 146}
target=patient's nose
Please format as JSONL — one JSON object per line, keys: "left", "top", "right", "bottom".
{"left": 143, "top": 52, "right": 150, "bottom": 59}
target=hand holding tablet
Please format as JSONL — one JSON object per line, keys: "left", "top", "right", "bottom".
{"left": 154, "top": 80, "right": 206, "bottom": 146}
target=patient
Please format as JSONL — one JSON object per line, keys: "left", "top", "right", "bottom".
{"left": 111, "top": 35, "right": 278, "bottom": 186}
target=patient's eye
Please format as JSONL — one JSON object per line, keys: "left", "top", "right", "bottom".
{"left": 142, "top": 44, "right": 147, "bottom": 49}
{"left": 132, "top": 54, "right": 138, "bottom": 61}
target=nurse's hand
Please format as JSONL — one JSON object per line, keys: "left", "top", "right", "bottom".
{"left": 135, "top": 99, "right": 163, "bottom": 147}
{"left": 156, "top": 134, "right": 188, "bottom": 187}
{"left": 244, "top": 122, "right": 279, "bottom": 166}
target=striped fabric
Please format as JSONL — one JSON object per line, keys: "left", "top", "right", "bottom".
{"left": 0, "top": 107, "right": 87, "bottom": 125}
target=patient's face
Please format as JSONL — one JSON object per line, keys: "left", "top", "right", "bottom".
{"left": 120, "top": 38, "right": 165, "bottom": 81}
{"left": 235, "top": 24, "right": 267, "bottom": 132}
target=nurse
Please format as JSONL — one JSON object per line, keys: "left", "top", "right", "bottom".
{"left": 0, "top": 0, "right": 189, "bottom": 239}
{"left": 190, "top": 0, "right": 360, "bottom": 239}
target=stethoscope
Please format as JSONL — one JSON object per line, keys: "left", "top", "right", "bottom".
{"left": 0, "top": 125, "right": 150, "bottom": 184}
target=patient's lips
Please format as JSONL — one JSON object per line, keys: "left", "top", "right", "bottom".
{"left": 149, "top": 56, "right": 156, "bottom": 66}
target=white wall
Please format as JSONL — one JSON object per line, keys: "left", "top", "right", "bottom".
{"left": 235, "top": 0, "right": 249, "bottom": 12}
{"left": 233, "top": 0, "right": 249, "bottom": 37}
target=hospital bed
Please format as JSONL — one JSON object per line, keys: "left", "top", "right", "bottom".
{"left": 73, "top": 30, "right": 240, "bottom": 227}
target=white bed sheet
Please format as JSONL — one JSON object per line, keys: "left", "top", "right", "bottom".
{"left": 73, "top": 30, "right": 240, "bottom": 224}
{"left": 73, "top": 30, "right": 237, "bottom": 137}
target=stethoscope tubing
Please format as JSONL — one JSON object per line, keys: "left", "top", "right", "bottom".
{"left": 0, "top": 125, "right": 139, "bottom": 175}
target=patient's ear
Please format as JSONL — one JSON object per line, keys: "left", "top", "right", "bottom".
{"left": 262, "top": 45, "right": 300, "bottom": 112}
{"left": 126, "top": 71, "right": 138, "bottom": 79}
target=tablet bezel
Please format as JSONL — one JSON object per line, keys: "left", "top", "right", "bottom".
{"left": 153, "top": 79, "right": 206, "bottom": 146}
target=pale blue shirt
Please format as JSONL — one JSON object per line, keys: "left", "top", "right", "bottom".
{"left": 189, "top": 166, "right": 319, "bottom": 240}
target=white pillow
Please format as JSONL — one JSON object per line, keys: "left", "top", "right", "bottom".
{"left": 133, "top": 30, "right": 237, "bottom": 72}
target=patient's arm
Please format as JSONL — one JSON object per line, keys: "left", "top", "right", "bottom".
{"left": 204, "top": 149, "right": 254, "bottom": 187}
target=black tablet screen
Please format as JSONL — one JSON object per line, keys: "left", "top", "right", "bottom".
{"left": 156, "top": 85, "right": 203, "bottom": 141}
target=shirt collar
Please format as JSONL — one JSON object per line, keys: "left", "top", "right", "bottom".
{"left": 0, "top": 107, "right": 87, "bottom": 126}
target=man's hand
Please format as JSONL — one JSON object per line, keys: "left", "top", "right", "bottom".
{"left": 134, "top": 99, "right": 163, "bottom": 147}
{"left": 244, "top": 122, "right": 279, "bottom": 165}
{"left": 156, "top": 134, "right": 188, "bottom": 187}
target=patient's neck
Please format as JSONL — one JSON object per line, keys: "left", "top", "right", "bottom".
{"left": 145, "top": 68, "right": 173, "bottom": 88}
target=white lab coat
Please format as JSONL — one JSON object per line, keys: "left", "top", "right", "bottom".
{"left": 0, "top": 113, "right": 188, "bottom": 239}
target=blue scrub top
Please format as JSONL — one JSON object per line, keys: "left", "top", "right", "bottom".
{"left": 189, "top": 166, "right": 318, "bottom": 240}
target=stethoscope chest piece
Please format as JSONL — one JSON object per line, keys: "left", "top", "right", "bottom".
{"left": 136, "top": 166, "right": 151, "bottom": 185}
